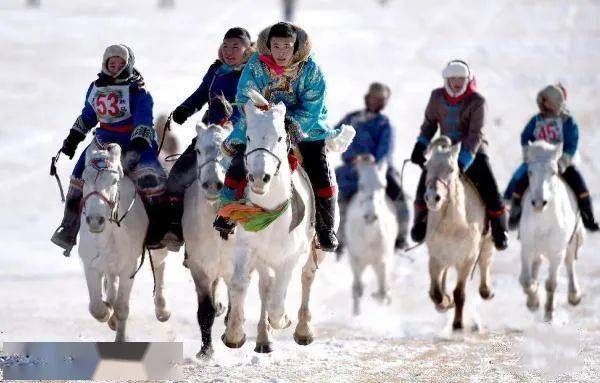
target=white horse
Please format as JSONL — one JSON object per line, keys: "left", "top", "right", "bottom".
{"left": 518, "top": 141, "right": 584, "bottom": 322}
{"left": 345, "top": 154, "right": 398, "bottom": 315}
{"left": 182, "top": 122, "right": 233, "bottom": 358}
{"left": 79, "top": 143, "right": 170, "bottom": 342}
{"left": 423, "top": 136, "right": 494, "bottom": 330}
{"left": 223, "top": 91, "right": 353, "bottom": 353}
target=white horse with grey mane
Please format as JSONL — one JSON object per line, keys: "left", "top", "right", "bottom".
{"left": 518, "top": 141, "right": 584, "bottom": 322}
{"left": 181, "top": 122, "right": 233, "bottom": 358}
{"left": 423, "top": 136, "right": 495, "bottom": 330}
{"left": 222, "top": 90, "right": 354, "bottom": 353}
{"left": 345, "top": 153, "right": 398, "bottom": 315}
{"left": 79, "top": 144, "right": 170, "bottom": 342}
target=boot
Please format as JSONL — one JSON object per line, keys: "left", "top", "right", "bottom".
{"left": 578, "top": 195, "right": 600, "bottom": 232}
{"left": 213, "top": 215, "right": 236, "bottom": 239}
{"left": 143, "top": 198, "right": 167, "bottom": 250}
{"left": 410, "top": 205, "right": 428, "bottom": 243}
{"left": 490, "top": 211, "right": 509, "bottom": 250}
{"left": 508, "top": 196, "right": 522, "bottom": 231}
{"left": 161, "top": 194, "right": 184, "bottom": 251}
{"left": 315, "top": 196, "right": 338, "bottom": 252}
{"left": 51, "top": 186, "right": 83, "bottom": 257}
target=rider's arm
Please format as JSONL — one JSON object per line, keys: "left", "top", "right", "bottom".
{"left": 459, "top": 96, "right": 485, "bottom": 170}
{"left": 562, "top": 116, "right": 579, "bottom": 157}
{"left": 375, "top": 116, "right": 392, "bottom": 163}
{"left": 72, "top": 83, "right": 98, "bottom": 135}
{"left": 131, "top": 87, "right": 156, "bottom": 147}
{"left": 417, "top": 91, "right": 439, "bottom": 146}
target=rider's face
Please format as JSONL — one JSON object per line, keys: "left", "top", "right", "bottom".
{"left": 447, "top": 77, "right": 467, "bottom": 92}
{"left": 222, "top": 38, "right": 248, "bottom": 67}
{"left": 269, "top": 37, "right": 295, "bottom": 67}
{"left": 107, "top": 56, "right": 126, "bottom": 75}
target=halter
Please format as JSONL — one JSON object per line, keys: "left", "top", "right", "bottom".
{"left": 245, "top": 147, "right": 284, "bottom": 176}
{"left": 195, "top": 148, "right": 226, "bottom": 178}
{"left": 80, "top": 158, "right": 135, "bottom": 227}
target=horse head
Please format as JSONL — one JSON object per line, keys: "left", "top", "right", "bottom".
{"left": 81, "top": 143, "right": 124, "bottom": 233}
{"left": 194, "top": 121, "right": 230, "bottom": 200}
{"left": 244, "top": 89, "right": 288, "bottom": 195}
{"left": 354, "top": 153, "right": 388, "bottom": 223}
{"left": 524, "top": 141, "right": 562, "bottom": 211}
{"left": 425, "top": 136, "right": 460, "bottom": 211}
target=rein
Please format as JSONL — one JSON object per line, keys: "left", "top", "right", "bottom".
{"left": 50, "top": 150, "right": 66, "bottom": 203}
{"left": 157, "top": 113, "right": 172, "bottom": 157}
{"left": 245, "top": 147, "right": 283, "bottom": 176}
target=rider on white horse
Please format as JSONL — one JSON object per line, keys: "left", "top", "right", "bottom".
{"left": 162, "top": 28, "right": 255, "bottom": 249}
{"left": 213, "top": 22, "right": 341, "bottom": 251}
{"left": 335, "top": 82, "right": 409, "bottom": 253}
{"left": 51, "top": 44, "right": 168, "bottom": 254}
{"left": 505, "top": 84, "right": 599, "bottom": 232}
{"left": 409, "top": 60, "right": 509, "bottom": 251}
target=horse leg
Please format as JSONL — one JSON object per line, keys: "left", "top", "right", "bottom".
{"left": 452, "top": 258, "right": 475, "bottom": 331}
{"left": 84, "top": 266, "right": 112, "bottom": 323}
{"left": 372, "top": 259, "right": 391, "bottom": 305}
{"left": 223, "top": 248, "right": 253, "bottom": 348}
{"left": 429, "top": 257, "right": 452, "bottom": 311}
{"left": 349, "top": 255, "right": 365, "bottom": 316}
{"left": 192, "top": 268, "right": 216, "bottom": 358}
{"left": 478, "top": 239, "right": 495, "bottom": 300}
{"left": 268, "top": 260, "right": 295, "bottom": 330}
{"left": 212, "top": 278, "right": 227, "bottom": 317}
{"left": 519, "top": 248, "right": 540, "bottom": 311}
{"left": 294, "top": 246, "right": 326, "bottom": 346}
{"left": 106, "top": 274, "right": 119, "bottom": 331}
{"left": 113, "top": 271, "right": 135, "bottom": 342}
{"left": 255, "top": 267, "right": 274, "bottom": 353}
{"left": 565, "top": 239, "right": 582, "bottom": 306}
{"left": 152, "top": 249, "right": 171, "bottom": 322}
{"left": 544, "top": 253, "right": 562, "bottom": 322}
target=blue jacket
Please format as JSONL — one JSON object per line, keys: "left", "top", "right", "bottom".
{"left": 73, "top": 74, "right": 156, "bottom": 146}
{"left": 520, "top": 113, "right": 579, "bottom": 157}
{"left": 338, "top": 110, "right": 392, "bottom": 164}
{"left": 226, "top": 52, "right": 339, "bottom": 147}
{"left": 179, "top": 60, "right": 244, "bottom": 124}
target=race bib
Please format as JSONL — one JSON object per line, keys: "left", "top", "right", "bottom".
{"left": 87, "top": 85, "right": 132, "bottom": 124}
{"left": 533, "top": 117, "right": 563, "bottom": 144}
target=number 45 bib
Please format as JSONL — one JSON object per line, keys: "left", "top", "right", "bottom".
{"left": 533, "top": 117, "right": 563, "bottom": 144}
{"left": 88, "top": 85, "right": 132, "bottom": 124}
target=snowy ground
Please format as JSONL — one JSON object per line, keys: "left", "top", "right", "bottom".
{"left": 1, "top": 0, "right": 600, "bottom": 381}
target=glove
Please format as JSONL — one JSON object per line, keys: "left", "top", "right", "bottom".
{"left": 172, "top": 105, "right": 191, "bottom": 125}
{"left": 123, "top": 138, "right": 147, "bottom": 172}
{"left": 61, "top": 129, "right": 86, "bottom": 159}
{"left": 410, "top": 141, "right": 427, "bottom": 167}
{"left": 557, "top": 153, "right": 572, "bottom": 174}
{"left": 325, "top": 124, "right": 356, "bottom": 153}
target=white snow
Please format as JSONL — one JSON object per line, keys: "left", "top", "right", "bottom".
{"left": 1, "top": 0, "right": 600, "bottom": 381}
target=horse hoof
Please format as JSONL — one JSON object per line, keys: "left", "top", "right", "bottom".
{"left": 269, "top": 315, "right": 291, "bottom": 330}
{"left": 568, "top": 292, "right": 582, "bottom": 306}
{"left": 526, "top": 296, "right": 540, "bottom": 312}
{"left": 221, "top": 333, "right": 246, "bottom": 349}
{"left": 544, "top": 311, "right": 553, "bottom": 323}
{"left": 479, "top": 287, "right": 495, "bottom": 300}
{"left": 196, "top": 345, "right": 214, "bottom": 359}
{"left": 294, "top": 332, "right": 314, "bottom": 346}
{"left": 452, "top": 322, "right": 463, "bottom": 331}
{"left": 156, "top": 308, "right": 171, "bottom": 322}
{"left": 254, "top": 343, "right": 273, "bottom": 354}
{"left": 108, "top": 314, "right": 117, "bottom": 331}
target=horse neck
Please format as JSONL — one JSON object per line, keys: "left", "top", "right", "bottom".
{"left": 247, "top": 164, "right": 292, "bottom": 210}
{"left": 430, "top": 175, "right": 469, "bottom": 229}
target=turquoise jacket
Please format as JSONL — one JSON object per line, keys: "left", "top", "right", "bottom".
{"left": 225, "top": 51, "right": 339, "bottom": 147}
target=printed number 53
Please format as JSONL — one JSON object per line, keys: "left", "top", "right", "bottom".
{"left": 96, "top": 93, "right": 120, "bottom": 116}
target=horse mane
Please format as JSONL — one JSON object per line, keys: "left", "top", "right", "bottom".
{"left": 428, "top": 136, "right": 453, "bottom": 153}
{"left": 526, "top": 141, "right": 561, "bottom": 163}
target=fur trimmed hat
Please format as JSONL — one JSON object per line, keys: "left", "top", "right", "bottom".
{"left": 537, "top": 84, "right": 567, "bottom": 115}
{"left": 101, "top": 44, "right": 135, "bottom": 79}
{"left": 367, "top": 82, "right": 391, "bottom": 98}
{"left": 442, "top": 60, "right": 471, "bottom": 79}
{"left": 257, "top": 23, "right": 312, "bottom": 66}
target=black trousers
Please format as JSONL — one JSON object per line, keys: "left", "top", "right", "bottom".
{"left": 166, "top": 138, "right": 197, "bottom": 197}
{"left": 415, "top": 152, "right": 504, "bottom": 213}
{"left": 514, "top": 164, "right": 589, "bottom": 200}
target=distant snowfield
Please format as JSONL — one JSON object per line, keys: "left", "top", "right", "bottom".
{"left": 1, "top": 0, "right": 600, "bottom": 381}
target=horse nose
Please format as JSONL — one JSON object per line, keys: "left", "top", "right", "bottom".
{"left": 248, "top": 174, "right": 255, "bottom": 182}
{"left": 542, "top": 200, "right": 548, "bottom": 207}
{"left": 434, "top": 194, "right": 441, "bottom": 203}
{"left": 86, "top": 215, "right": 105, "bottom": 231}
{"left": 363, "top": 213, "right": 377, "bottom": 223}
{"left": 216, "top": 181, "right": 223, "bottom": 191}
{"left": 201, "top": 181, "right": 209, "bottom": 190}
{"left": 263, "top": 174, "right": 271, "bottom": 183}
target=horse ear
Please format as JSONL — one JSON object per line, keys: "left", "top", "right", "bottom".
{"left": 106, "top": 143, "right": 121, "bottom": 163}
{"left": 272, "top": 102, "right": 286, "bottom": 119}
{"left": 195, "top": 121, "right": 208, "bottom": 136}
{"left": 450, "top": 143, "right": 461, "bottom": 159}
{"left": 377, "top": 160, "right": 388, "bottom": 175}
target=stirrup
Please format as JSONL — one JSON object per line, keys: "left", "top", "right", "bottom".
{"left": 50, "top": 225, "right": 75, "bottom": 257}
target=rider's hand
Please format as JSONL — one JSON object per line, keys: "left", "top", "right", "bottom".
{"left": 123, "top": 138, "right": 147, "bottom": 172}
{"left": 410, "top": 141, "right": 427, "bottom": 167}
{"left": 172, "top": 105, "right": 191, "bottom": 125}
{"left": 61, "top": 129, "right": 86, "bottom": 159}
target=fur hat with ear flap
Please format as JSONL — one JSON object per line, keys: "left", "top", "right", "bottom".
{"left": 537, "top": 84, "right": 567, "bottom": 116}
{"left": 101, "top": 44, "right": 135, "bottom": 81}
{"left": 442, "top": 60, "right": 471, "bottom": 80}
{"left": 442, "top": 59, "right": 476, "bottom": 100}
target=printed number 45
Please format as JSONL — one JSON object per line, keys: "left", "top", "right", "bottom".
{"left": 96, "top": 93, "right": 120, "bottom": 116}
{"left": 539, "top": 123, "right": 558, "bottom": 141}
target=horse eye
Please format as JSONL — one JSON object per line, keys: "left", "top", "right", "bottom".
{"left": 246, "top": 136, "right": 251, "bottom": 142}
{"left": 112, "top": 179, "right": 118, "bottom": 186}
{"left": 278, "top": 136, "right": 283, "bottom": 142}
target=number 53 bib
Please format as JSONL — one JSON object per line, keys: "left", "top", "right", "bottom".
{"left": 88, "top": 85, "right": 132, "bottom": 124}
